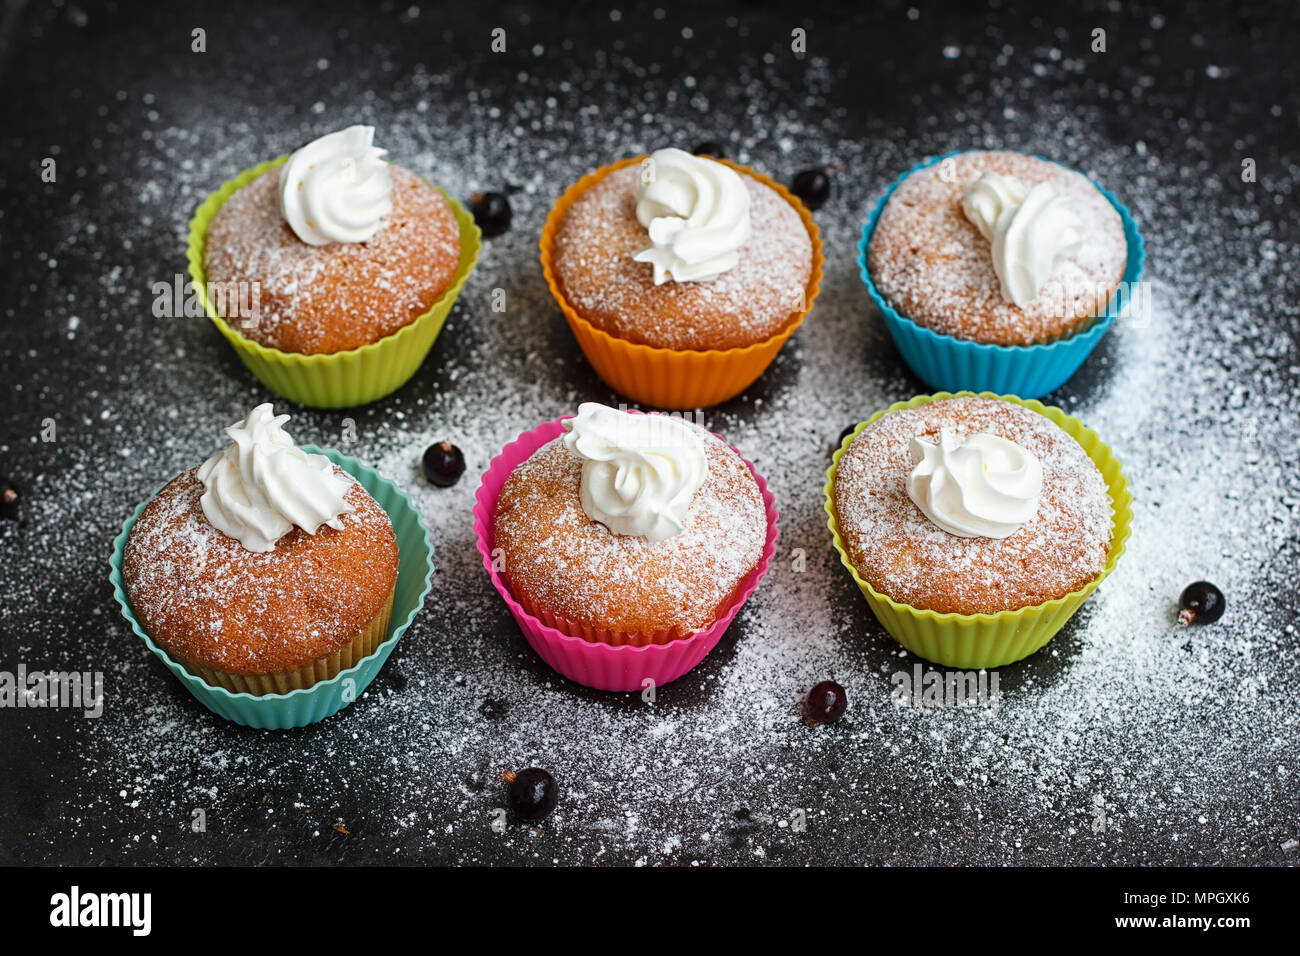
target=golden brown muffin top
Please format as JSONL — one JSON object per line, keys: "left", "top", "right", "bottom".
{"left": 552, "top": 165, "right": 813, "bottom": 350}
{"left": 494, "top": 424, "right": 767, "bottom": 636}
{"left": 834, "top": 397, "right": 1112, "bottom": 615}
{"left": 124, "top": 467, "right": 398, "bottom": 676}
{"left": 868, "top": 151, "right": 1127, "bottom": 346}
{"left": 203, "top": 165, "right": 461, "bottom": 354}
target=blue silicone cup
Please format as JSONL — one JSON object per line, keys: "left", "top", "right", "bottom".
{"left": 108, "top": 446, "right": 434, "bottom": 730}
{"left": 858, "top": 151, "right": 1146, "bottom": 399}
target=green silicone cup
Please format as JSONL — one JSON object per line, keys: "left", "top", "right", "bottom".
{"left": 186, "top": 157, "right": 481, "bottom": 409}
{"left": 108, "top": 446, "right": 434, "bottom": 729}
{"left": 825, "top": 392, "right": 1132, "bottom": 669}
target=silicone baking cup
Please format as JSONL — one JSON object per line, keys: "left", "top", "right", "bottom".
{"left": 109, "top": 446, "right": 434, "bottom": 729}
{"left": 857, "top": 152, "right": 1146, "bottom": 399}
{"left": 187, "top": 157, "right": 481, "bottom": 409}
{"left": 540, "top": 156, "right": 824, "bottom": 410}
{"left": 825, "top": 392, "right": 1131, "bottom": 669}
{"left": 473, "top": 415, "right": 779, "bottom": 692}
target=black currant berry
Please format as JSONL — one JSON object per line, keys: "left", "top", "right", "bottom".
{"left": 421, "top": 441, "right": 465, "bottom": 487}
{"left": 470, "top": 191, "right": 512, "bottom": 237}
{"left": 506, "top": 767, "right": 558, "bottom": 821}
{"left": 0, "top": 479, "right": 18, "bottom": 521}
{"left": 692, "top": 140, "right": 726, "bottom": 159}
{"left": 803, "top": 681, "right": 847, "bottom": 726}
{"left": 1178, "top": 581, "right": 1225, "bottom": 625}
{"left": 790, "top": 167, "right": 832, "bottom": 211}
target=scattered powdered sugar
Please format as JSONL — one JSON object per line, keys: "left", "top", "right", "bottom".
{"left": 834, "top": 396, "right": 1112, "bottom": 614}
{"left": 1, "top": 3, "right": 1297, "bottom": 866}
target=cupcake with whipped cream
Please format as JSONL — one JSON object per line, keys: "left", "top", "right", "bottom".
{"left": 493, "top": 402, "right": 768, "bottom": 643}
{"left": 834, "top": 394, "right": 1112, "bottom": 614}
{"left": 860, "top": 150, "right": 1142, "bottom": 398}
{"left": 826, "top": 392, "right": 1131, "bottom": 668}
{"left": 122, "top": 403, "right": 399, "bottom": 695}
{"left": 540, "top": 148, "right": 823, "bottom": 409}
{"left": 189, "top": 125, "right": 479, "bottom": 407}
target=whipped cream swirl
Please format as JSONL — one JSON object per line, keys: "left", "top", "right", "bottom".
{"left": 906, "top": 428, "right": 1043, "bottom": 539}
{"left": 562, "top": 402, "right": 708, "bottom": 542}
{"left": 197, "top": 404, "right": 355, "bottom": 552}
{"left": 279, "top": 126, "right": 393, "bottom": 246}
{"left": 961, "top": 171, "right": 1083, "bottom": 308}
{"left": 632, "top": 147, "right": 752, "bottom": 284}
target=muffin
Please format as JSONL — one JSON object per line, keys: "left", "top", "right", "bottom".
{"left": 189, "top": 126, "right": 480, "bottom": 408}
{"left": 123, "top": 403, "right": 399, "bottom": 695}
{"left": 541, "top": 149, "right": 823, "bottom": 408}
{"left": 203, "top": 126, "right": 463, "bottom": 355}
{"left": 494, "top": 402, "right": 767, "bottom": 642}
{"left": 833, "top": 395, "right": 1113, "bottom": 615}
{"left": 868, "top": 150, "right": 1128, "bottom": 347}
{"left": 552, "top": 149, "right": 812, "bottom": 350}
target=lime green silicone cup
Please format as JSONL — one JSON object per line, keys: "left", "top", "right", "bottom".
{"left": 108, "top": 446, "right": 435, "bottom": 729}
{"left": 825, "top": 392, "right": 1132, "bottom": 669}
{"left": 186, "top": 157, "right": 481, "bottom": 409}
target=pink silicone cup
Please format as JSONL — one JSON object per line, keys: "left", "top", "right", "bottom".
{"left": 473, "top": 414, "right": 779, "bottom": 693}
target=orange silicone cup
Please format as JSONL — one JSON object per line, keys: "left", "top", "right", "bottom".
{"left": 539, "top": 156, "right": 824, "bottom": 410}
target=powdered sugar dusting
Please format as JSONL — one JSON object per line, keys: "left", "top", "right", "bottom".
{"left": 123, "top": 468, "right": 398, "bottom": 676}
{"left": 495, "top": 426, "right": 766, "bottom": 635}
{"left": 869, "top": 150, "right": 1128, "bottom": 345}
{"left": 554, "top": 165, "right": 812, "bottom": 349}
{"left": 204, "top": 165, "right": 461, "bottom": 354}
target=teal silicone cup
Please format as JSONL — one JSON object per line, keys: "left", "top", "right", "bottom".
{"left": 858, "top": 151, "right": 1146, "bottom": 399}
{"left": 109, "top": 446, "right": 434, "bottom": 730}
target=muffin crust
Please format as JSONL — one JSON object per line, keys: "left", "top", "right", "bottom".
{"left": 868, "top": 151, "right": 1127, "bottom": 346}
{"left": 494, "top": 424, "right": 767, "bottom": 637}
{"left": 834, "top": 397, "right": 1112, "bottom": 614}
{"left": 124, "top": 467, "right": 399, "bottom": 676}
{"left": 204, "top": 165, "right": 461, "bottom": 354}
{"left": 552, "top": 164, "right": 813, "bottom": 351}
